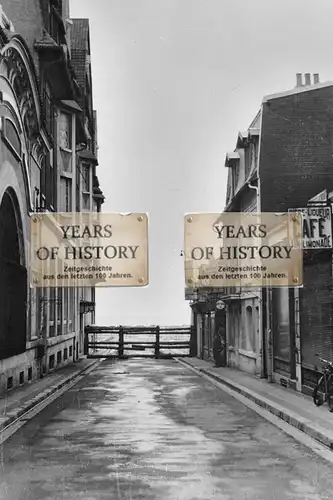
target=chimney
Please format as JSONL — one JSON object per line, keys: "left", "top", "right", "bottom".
{"left": 305, "top": 73, "right": 311, "bottom": 86}
{"left": 313, "top": 73, "right": 320, "bottom": 84}
{"left": 296, "top": 73, "right": 303, "bottom": 87}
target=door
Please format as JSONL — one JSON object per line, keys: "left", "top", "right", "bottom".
{"left": 272, "top": 287, "right": 295, "bottom": 378}
{"left": 215, "top": 309, "right": 227, "bottom": 366}
{"left": 0, "top": 191, "right": 27, "bottom": 361}
{"left": 0, "top": 257, "right": 27, "bottom": 360}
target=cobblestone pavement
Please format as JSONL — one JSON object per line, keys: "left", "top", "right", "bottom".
{"left": 1, "top": 358, "right": 333, "bottom": 500}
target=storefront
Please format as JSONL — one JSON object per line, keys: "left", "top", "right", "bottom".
{"left": 300, "top": 250, "right": 333, "bottom": 393}
{"left": 191, "top": 295, "right": 227, "bottom": 364}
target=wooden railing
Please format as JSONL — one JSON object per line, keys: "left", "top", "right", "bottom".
{"left": 84, "top": 325, "right": 197, "bottom": 359}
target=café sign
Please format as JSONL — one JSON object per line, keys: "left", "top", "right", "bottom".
{"left": 288, "top": 206, "right": 332, "bottom": 249}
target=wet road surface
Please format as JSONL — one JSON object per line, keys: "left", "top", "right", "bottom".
{"left": 1, "top": 358, "right": 333, "bottom": 499}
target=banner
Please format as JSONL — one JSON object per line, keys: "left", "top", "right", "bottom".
{"left": 184, "top": 212, "right": 303, "bottom": 288}
{"left": 30, "top": 212, "right": 149, "bottom": 287}
{"left": 288, "top": 206, "right": 332, "bottom": 249}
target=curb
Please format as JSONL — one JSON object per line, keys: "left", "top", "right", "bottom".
{"left": 177, "top": 358, "right": 333, "bottom": 452}
{"left": 0, "top": 357, "right": 103, "bottom": 432}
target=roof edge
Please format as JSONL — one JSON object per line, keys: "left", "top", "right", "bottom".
{"left": 263, "top": 81, "right": 333, "bottom": 103}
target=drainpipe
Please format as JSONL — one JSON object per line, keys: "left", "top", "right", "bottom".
{"left": 247, "top": 179, "right": 265, "bottom": 378}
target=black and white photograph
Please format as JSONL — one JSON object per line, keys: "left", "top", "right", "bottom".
{"left": 1, "top": 0, "right": 333, "bottom": 498}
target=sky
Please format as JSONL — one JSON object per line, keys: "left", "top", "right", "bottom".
{"left": 70, "top": 0, "right": 333, "bottom": 326}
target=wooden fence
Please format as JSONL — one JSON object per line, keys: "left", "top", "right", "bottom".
{"left": 84, "top": 325, "right": 197, "bottom": 359}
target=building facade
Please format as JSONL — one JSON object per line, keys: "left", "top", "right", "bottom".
{"left": 0, "top": 1, "right": 104, "bottom": 395}
{"left": 222, "top": 111, "right": 262, "bottom": 376}
{"left": 188, "top": 73, "right": 333, "bottom": 395}
{"left": 259, "top": 74, "right": 333, "bottom": 393}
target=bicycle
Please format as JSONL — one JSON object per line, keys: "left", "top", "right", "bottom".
{"left": 312, "top": 354, "right": 333, "bottom": 412}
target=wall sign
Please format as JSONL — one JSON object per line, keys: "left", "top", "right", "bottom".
{"left": 184, "top": 212, "right": 303, "bottom": 288}
{"left": 30, "top": 212, "right": 149, "bottom": 287}
{"left": 288, "top": 206, "right": 332, "bottom": 249}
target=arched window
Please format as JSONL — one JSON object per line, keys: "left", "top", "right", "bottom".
{"left": 242, "top": 305, "right": 255, "bottom": 352}
{"left": 2, "top": 118, "right": 22, "bottom": 160}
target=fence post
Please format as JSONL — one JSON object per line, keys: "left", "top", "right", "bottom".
{"left": 84, "top": 326, "right": 89, "bottom": 356}
{"left": 189, "top": 325, "right": 197, "bottom": 357}
{"left": 119, "top": 325, "right": 124, "bottom": 358}
{"left": 155, "top": 325, "right": 160, "bottom": 359}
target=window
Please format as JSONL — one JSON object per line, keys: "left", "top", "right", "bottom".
{"left": 39, "top": 156, "right": 46, "bottom": 201}
{"left": 82, "top": 193, "right": 90, "bottom": 211}
{"left": 82, "top": 164, "right": 90, "bottom": 192}
{"left": 64, "top": 348, "right": 68, "bottom": 360}
{"left": 36, "top": 288, "right": 42, "bottom": 336}
{"left": 240, "top": 305, "right": 255, "bottom": 352}
{"left": 60, "top": 149, "right": 72, "bottom": 173}
{"left": 65, "top": 179, "right": 71, "bottom": 211}
{"left": 49, "top": 287, "right": 56, "bottom": 337}
{"left": 4, "top": 118, "right": 21, "bottom": 159}
{"left": 229, "top": 304, "right": 240, "bottom": 347}
{"left": 37, "top": 290, "right": 47, "bottom": 339}
{"left": 76, "top": 162, "right": 81, "bottom": 212}
{"left": 59, "top": 112, "right": 72, "bottom": 150}
{"left": 48, "top": 4, "right": 66, "bottom": 47}
{"left": 60, "top": 177, "right": 72, "bottom": 212}
{"left": 49, "top": 354, "right": 55, "bottom": 370}
{"left": 91, "top": 287, "right": 95, "bottom": 323}
{"left": 57, "top": 287, "right": 63, "bottom": 334}
{"left": 46, "top": 154, "right": 55, "bottom": 208}
{"left": 63, "top": 287, "right": 69, "bottom": 333}
{"left": 38, "top": 154, "right": 54, "bottom": 211}
{"left": 57, "top": 351, "right": 62, "bottom": 364}
{"left": 69, "top": 287, "right": 75, "bottom": 331}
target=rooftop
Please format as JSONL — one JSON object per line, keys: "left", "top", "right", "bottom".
{"left": 263, "top": 73, "right": 333, "bottom": 103}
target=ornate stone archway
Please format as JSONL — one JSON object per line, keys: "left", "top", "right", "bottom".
{"left": 0, "top": 35, "right": 51, "bottom": 360}
{"left": 0, "top": 189, "right": 27, "bottom": 360}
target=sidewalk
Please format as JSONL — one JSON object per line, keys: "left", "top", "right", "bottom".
{"left": 178, "top": 357, "right": 333, "bottom": 451}
{"left": 0, "top": 356, "right": 104, "bottom": 432}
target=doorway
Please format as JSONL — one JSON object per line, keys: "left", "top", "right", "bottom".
{"left": 0, "top": 190, "right": 27, "bottom": 360}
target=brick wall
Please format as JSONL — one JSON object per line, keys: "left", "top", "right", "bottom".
{"left": 259, "top": 85, "right": 333, "bottom": 211}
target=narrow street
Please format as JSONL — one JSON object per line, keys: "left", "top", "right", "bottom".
{"left": 1, "top": 359, "right": 333, "bottom": 500}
